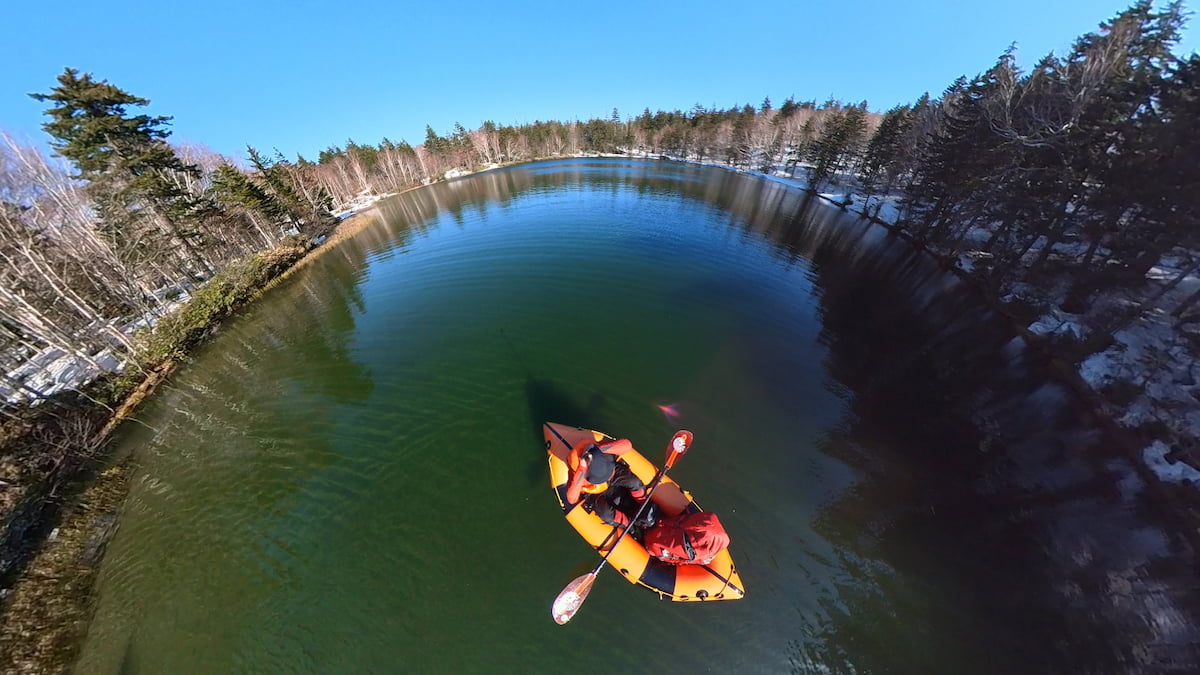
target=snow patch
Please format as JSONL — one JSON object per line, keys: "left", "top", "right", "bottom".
{"left": 1143, "top": 441, "right": 1200, "bottom": 483}
{"left": 1028, "top": 310, "right": 1086, "bottom": 340}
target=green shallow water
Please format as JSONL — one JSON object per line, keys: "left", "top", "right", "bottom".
{"left": 73, "top": 159, "right": 1194, "bottom": 674}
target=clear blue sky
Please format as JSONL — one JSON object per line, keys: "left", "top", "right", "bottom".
{"left": 1, "top": 0, "right": 1195, "bottom": 162}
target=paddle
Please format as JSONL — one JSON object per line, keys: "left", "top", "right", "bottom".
{"left": 551, "top": 430, "right": 693, "bottom": 625}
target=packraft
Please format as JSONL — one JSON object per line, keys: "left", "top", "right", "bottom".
{"left": 545, "top": 421, "right": 745, "bottom": 602}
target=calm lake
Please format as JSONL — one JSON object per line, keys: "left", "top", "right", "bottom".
{"left": 73, "top": 159, "right": 1197, "bottom": 674}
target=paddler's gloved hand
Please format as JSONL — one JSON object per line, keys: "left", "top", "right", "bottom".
{"left": 637, "top": 502, "right": 660, "bottom": 530}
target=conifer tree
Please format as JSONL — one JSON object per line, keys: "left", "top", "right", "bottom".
{"left": 806, "top": 102, "right": 868, "bottom": 191}
{"left": 901, "top": 71, "right": 1011, "bottom": 241}
{"left": 210, "top": 163, "right": 290, "bottom": 240}
{"left": 858, "top": 104, "right": 912, "bottom": 214}
{"left": 1072, "top": 0, "right": 1186, "bottom": 275}
{"left": 31, "top": 68, "right": 213, "bottom": 275}
{"left": 424, "top": 126, "right": 448, "bottom": 158}
{"left": 241, "top": 146, "right": 333, "bottom": 236}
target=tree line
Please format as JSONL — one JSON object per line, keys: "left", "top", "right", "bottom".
{"left": 1, "top": 74, "right": 885, "bottom": 411}
{"left": 1, "top": 69, "right": 337, "bottom": 408}
{"left": 1, "top": 0, "right": 1195, "bottom": 413}
{"left": 309, "top": 98, "right": 877, "bottom": 205}
{"left": 306, "top": 3, "right": 1200, "bottom": 325}
{"left": 873, "top": 0, "right": 1200, "bottom": 325}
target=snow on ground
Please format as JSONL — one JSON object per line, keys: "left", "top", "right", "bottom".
{"left": 1080, "top": 304, "right": 1200, "bottom": 433}
{"left": 1028, "top": 310, "right": 1088, "bottom": 341}
{"left": 1144, "top": 441, "right": 1200, "bottom": 483}
{"left": 331, "top": 190, "right": 391, "bottom": 220}
{"left": 2, "top": 289, "right": 195, "bottom": 405}
{"left": 2, "top": 346, "right": 123, "bottom": 405}
{"left": 6, "top": 151, "right": 1198, "bottom": 489}
{"left": 955, "top": 250, "right": 993, "bottom": 274}
{"left": 1062, "top": 248, "right": 1200, "bottom": 485}
{"left": 698, "top": 154, "right": 1200, "bottom": 488}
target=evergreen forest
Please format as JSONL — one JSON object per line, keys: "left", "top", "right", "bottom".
{"left": 0, "top": 0, "right": 1195, "bottom": 452}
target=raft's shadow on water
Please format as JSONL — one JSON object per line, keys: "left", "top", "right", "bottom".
{"left": 523, "top": 377, "right": 611, "bottom": 486}
{"left": 116, "top": 635, "right": 138, "bottom": 675}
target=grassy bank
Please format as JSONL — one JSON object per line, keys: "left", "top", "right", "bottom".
{"left": 0, "top": 213, "right": 377, "bottom": 674}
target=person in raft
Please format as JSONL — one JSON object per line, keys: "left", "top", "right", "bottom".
{"left": 565, "top": 439, "right": 660, "bottom": 533}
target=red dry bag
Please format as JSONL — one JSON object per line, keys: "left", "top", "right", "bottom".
{"left": 644, "top": 511, "right": 730, "bottom": 565}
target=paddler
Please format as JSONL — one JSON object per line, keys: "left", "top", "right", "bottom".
{"left": 565, "top": 438, "right": 660, "bottom": 533}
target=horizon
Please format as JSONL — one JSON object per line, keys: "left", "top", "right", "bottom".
{"left": 1, "top": 0, "right": 1196, "bottom": 163}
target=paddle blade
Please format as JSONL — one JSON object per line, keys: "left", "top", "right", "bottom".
{"left": 665, "top": 430, "right": 693, "bottom": 469}
{"left": 552, "top": 573, "right": 597, "bottom": 625}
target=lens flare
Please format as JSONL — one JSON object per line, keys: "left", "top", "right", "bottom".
{"left": 657, "top": 403, "right": 681, "bottom": 420}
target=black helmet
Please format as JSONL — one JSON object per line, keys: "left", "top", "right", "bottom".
{"left": 584, "top": 445, "right": 616, "bottom": 484}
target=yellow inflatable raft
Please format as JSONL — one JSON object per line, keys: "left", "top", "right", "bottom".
{"left": 544, "top": 422, "right": 745, "bottom": 602}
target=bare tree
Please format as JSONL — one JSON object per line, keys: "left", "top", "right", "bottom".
{"left": 0, "top": 134, "right": 140, "bottom": 353}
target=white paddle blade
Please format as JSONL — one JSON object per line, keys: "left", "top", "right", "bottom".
{"left": 666, "top": 430, "right": 693, "bottom": 467}
{"left": 551, "top": 573, "right": 597, "bottom": 624}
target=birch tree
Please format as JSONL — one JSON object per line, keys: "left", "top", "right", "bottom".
{"left": 0, "top": 134, "right": 138, "bottom": 356}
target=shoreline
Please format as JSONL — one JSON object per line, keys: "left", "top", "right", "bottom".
{"left": 671, "top": 151, "right": 1199, "bottom": 505}
{"left": 0, "top": 209, "right": 381, "bottom": 673}
{"left": 0, "top": 156, "right": 1195, "bottom": 670}
{"left": 806, "top": 190, "right": 1200, "bottom": 556}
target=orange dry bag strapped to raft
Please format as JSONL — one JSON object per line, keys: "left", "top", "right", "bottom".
{"left": 644, "top": 511, "right": 730, "bottom": 565}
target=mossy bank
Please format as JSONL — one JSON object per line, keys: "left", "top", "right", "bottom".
{"left": 0, "top": 212, "right": 378, "bottom": 674}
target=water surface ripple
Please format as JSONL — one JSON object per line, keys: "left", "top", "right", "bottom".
{"left": 74, "top": 159, "right": 1199, "bottom": 674}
